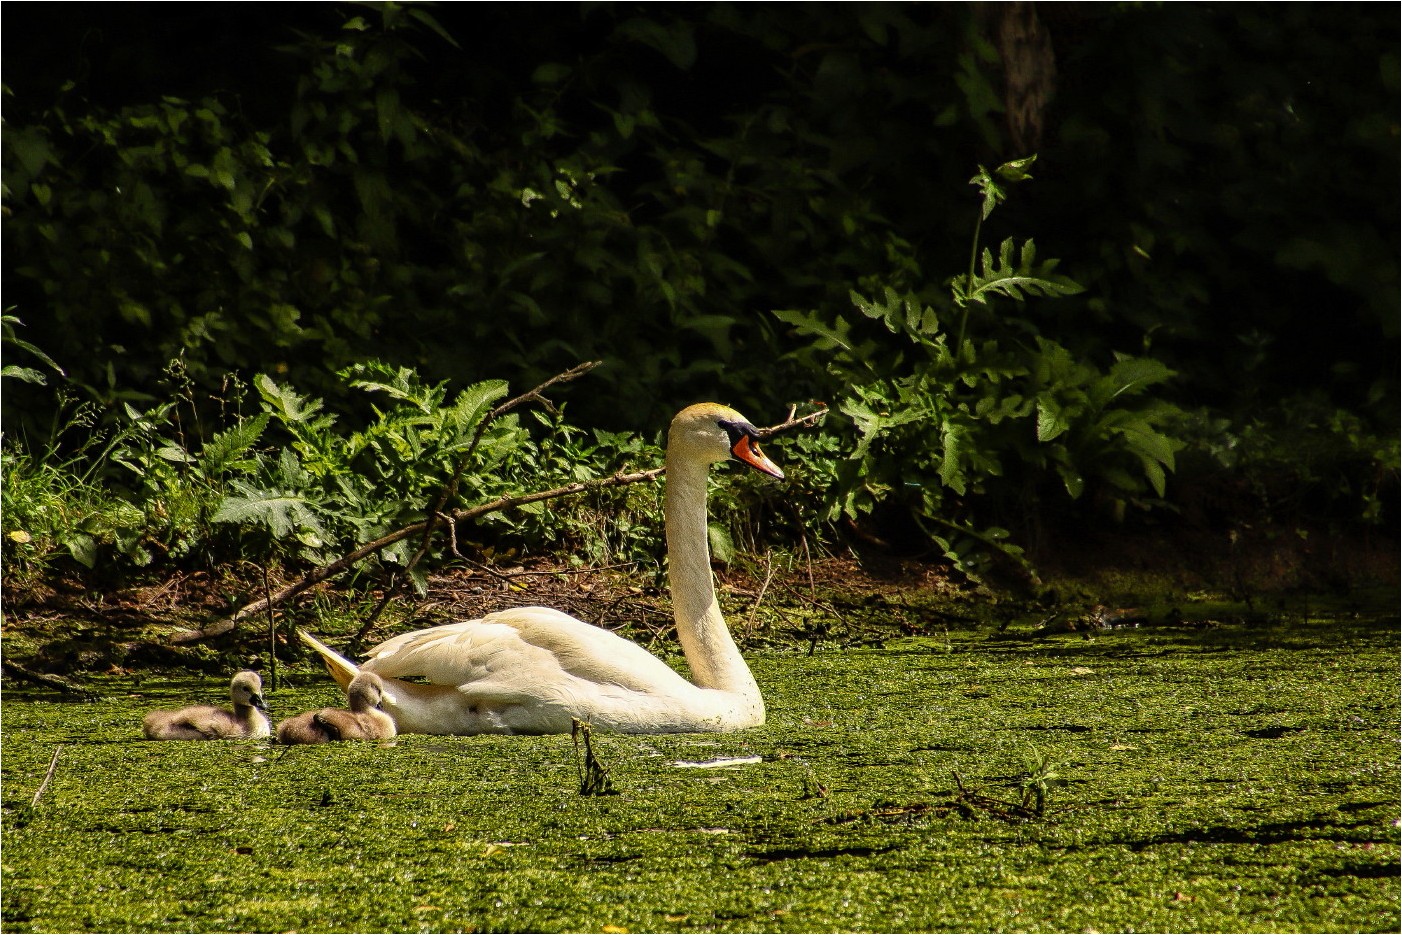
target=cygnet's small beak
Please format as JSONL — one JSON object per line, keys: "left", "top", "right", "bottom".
{"left": 252, "top": 694, "right": 270, "bottom": 713}
{"left": 732, "top": 434, "right": 784, "bottom": 479}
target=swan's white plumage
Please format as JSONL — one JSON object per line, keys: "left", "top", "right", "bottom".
{"left": 300, "top": 402, "right": 783, "bottom": 735}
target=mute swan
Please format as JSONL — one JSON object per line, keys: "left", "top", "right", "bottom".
{"left": 142, "top": 670, "right": 271, "bottom": 740}
{"left": 276, "top": 672, "right": 397, "bottom": 744}
{"left": 299, "top": 402, "right": 784, "bottom": 735}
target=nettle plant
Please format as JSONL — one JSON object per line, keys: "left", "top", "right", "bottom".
{"left": 211, "top": 366, "right": 522, "bottom": 569}
{"left": 777, "top": 158, "right": 1183, "bottom": 578}
{"left": 1, "top": 358, "right": 686, "bottom": 588}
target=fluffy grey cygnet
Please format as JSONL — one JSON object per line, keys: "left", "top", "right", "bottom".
{"left": 276, "top": 671, "right": 397, "bottom": 744}
{"left": 142, "top": 670, "right": 271, "bottom": 740}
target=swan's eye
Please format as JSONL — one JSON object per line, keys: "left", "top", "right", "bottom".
{"left": 718, "top": 419, "right": 785, "bottom": 479}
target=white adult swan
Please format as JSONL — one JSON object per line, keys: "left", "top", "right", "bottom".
{"left": 299, "top": 403, "right": 784, "bottom": 735}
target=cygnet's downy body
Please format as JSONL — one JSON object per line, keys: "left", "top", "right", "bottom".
{"left": 276, "top": 671, "right": 397, "bottom": 744}
{"left": 142, "top": 670, "right": 271, "bottom": 740}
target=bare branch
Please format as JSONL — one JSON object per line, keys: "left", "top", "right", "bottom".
{"left": 1, "top": 661, "right": 100, "bottom": 699}
{"left": 178, "top": 466, "right": 664, "bottom": 642}
{"left": 178, "top": 400, "right": 824, "bottom": 644}
{"left": 755, "top": 405, "right": 828, "bottom": 440}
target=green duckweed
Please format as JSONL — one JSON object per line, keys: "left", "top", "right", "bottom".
{"left": 2, "top": 612, "right": 1397, "bottom": 933}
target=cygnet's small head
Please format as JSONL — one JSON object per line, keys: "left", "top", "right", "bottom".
{"left": 669, "top": 403, "right": 784, "bottom": 478}
{"left": 230, "top": 670, "right": 269, "bottom": 712}
{"left": 346, "top": 671, "right": 387, "bottom": 712}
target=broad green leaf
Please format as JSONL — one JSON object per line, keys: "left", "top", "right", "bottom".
{"left": 1, "top": 365, "right": 47, "bottom": 384}
{"left": 1036, "top": 399, "right": 1070, "bottom": 442}
{"left": 1104, "top": 356, "right": 1176, "bottom": 401}
{"left": 707, "top": 522, "right": 735, "bottom": 564}
{"left": 213, "top": 481, "right": 326, "bottom": 540}
{"left": 256, "top": 374, "right": 329, "bottom": 425}
{"left": 67, "top": 534, "right": 97, "bottom": 569}
{"left": 939, "top": 422, "right": 967, "bottom": 494}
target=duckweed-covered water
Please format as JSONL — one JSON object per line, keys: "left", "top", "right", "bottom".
{"left": 3, "top": 613, "right": 1397, "bottom": 933}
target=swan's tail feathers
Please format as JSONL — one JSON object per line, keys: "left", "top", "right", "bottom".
{"left": 298, "top": 629, "right": 359, "bottom": 692}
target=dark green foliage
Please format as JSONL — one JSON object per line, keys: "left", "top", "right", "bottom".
{"left": 1037, "top": 4, "right": 1398, "bottom": 420}
{"left": 0, "top": 363, "right": 666, "bottom": 586}
{"left": 1, "top": 4, "right": 1394, "bottom": 582}
{"left": 775, "top": 159, "right": 1185, "bottom": 578}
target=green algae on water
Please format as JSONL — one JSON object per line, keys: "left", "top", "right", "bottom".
{"left": 2, "top": 613, "right": 1397, "bottom": 933}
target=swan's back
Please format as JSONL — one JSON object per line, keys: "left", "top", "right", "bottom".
{"left": 352, "top": 607, "right": 756, "bottom": 734}
{"left": 362, "top": 607, "right": 690, "bottom": 694}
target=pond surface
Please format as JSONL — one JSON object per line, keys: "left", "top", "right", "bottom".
{"left": 2, "top": 613, "right": 1398, "bottom": 933}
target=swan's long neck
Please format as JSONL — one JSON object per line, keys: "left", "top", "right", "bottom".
{"left": 664, "top": 455, "right": 761, "bottom": 702}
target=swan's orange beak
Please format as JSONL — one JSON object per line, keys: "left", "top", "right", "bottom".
{"left": 732, "top": 434, "right": 784, "bottom": 479}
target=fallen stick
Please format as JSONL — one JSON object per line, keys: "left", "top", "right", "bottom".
{"left": 1, "top": 661, "right": 100, "bottom": 700}
{"left": 32, "top": 746, "right": 62, "bottom": 806}
{"left": 170, "top": 467, "right": 665, "bottom": 642}
{"left": 173, "top": 405, "right": 827, "bottom": 644}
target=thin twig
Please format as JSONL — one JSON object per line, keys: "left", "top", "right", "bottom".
{"left": 755, "top": 406, "right": 827, "bottom": 441}
{"left": 484, "top": 561, "right": 640, "bottom": 581}
{"left": 31, "top": 746, "right": 62, "bottom": 806}
{"left": 463, "top": 557, "right": 519, "bottom": 588}
{"left": 745, "top": 549, "right": 777, "bottom": 639}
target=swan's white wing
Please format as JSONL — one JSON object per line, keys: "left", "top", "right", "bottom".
{"left": 360, "top": 607, "right": 690, "bottom": 694}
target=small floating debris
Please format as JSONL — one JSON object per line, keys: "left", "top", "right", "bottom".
{"left": 671, "top": 755, "right": 762, "bottom": 769}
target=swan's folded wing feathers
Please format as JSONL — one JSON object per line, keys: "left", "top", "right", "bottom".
{"left": 500, "top": 607, "right": 692, "bottom": 692}
{"left": 360, "top": 608, "right": 690, "bottom": 695}
{"left": 362, "top": 621, "right": 543, "bottom": 685}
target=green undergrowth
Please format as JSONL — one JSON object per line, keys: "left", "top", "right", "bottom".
{"left": 2, "top": 614, "right": 1398, "bottom": 933}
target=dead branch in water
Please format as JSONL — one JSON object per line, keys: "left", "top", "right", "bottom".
{"left": 1, "top": 661, "right": 101, "bottom": 700}
{"left": 31, "top": 746, "right": 63, "bottom": 806}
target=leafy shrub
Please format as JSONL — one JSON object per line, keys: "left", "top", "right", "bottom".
{"left": 1, "top": 361, "right": 701, "bottom": 590}
{"left": 773, "top": 159, "right": 1185, "bottom": 578}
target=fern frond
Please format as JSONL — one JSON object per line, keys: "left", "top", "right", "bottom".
{"left": 197, "top": 413, "right": 270, "bottom": 477}
{"left": 212, "top": 480, "right": 327, "bottom": 540}
{"left": 956, "top": 238, "right": 1084, "bottom": 306}
{"left": 448, "top": 379, "right": 511, "bottom": 435}
{"left": 774, "top": 308, "right": 854, "bottom": 351}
